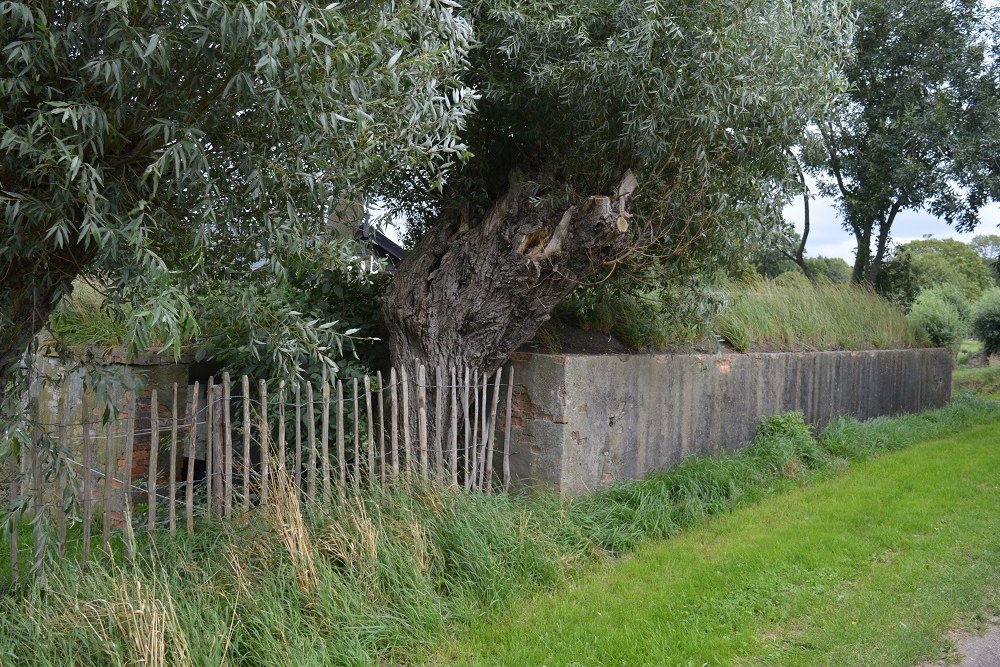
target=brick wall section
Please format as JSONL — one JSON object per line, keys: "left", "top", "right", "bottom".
{"left": 508, "top": 386, "right": 561, "bottom": 427}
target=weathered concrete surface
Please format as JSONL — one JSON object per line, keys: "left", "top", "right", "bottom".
{"left": 507, "top": 349, "right": 952, "bottom": 495}
{"left": 27, "top": 349, "right": 195, "bottom": 489}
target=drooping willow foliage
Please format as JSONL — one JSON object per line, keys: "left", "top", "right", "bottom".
{"left": 0, "top": 0, "right": 475, "bottom": 385}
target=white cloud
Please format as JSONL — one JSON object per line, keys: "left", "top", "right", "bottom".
{"left": 782, "top": 178, "right": 1000, "bottom": 262}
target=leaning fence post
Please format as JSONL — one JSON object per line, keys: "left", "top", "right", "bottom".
{"left": 470, "top": 370, "right": 480, "bottom": 490}
{"left": 484, "top": 369, "right": 503, "bottom": 493}
{"left": 277, "top": 381, "right": 286, "bottom": 473}
{"left": 56, "top": 386, "right": 68, "bottom": 558}
{"left": 294, "top": 382, "right": 302, "bottom": 495}
{"left": 480, "top": 376, "right": 490, "bottom": 491}
{"left": 122, "top": 391, "right": 136, "bottom": 559}
{"left": 211, "top": 383, "right": 224, "bottom": 519}
{"left": 352, "top": 378, "right": 360, "bottom": 493}
{"left": 376, "top": 371, "right": 386, "bottom": 488}
{"left": 7, "top": 431, "right": 19, "bottom": 582}
{"left": 223, "top": 372, "right": 233, "bottom": 519}
{"left": 169, "top": 383, "right": 178, "bottom": 536}
{"left": 306, "top": 381, "right": 317, "bottom": 503}
{"left": 102, "top": 415, "right": 114, "bottom": 552}
{"left": 321, "top": 381, "right": 331, "bottom": 503}
{"left": 462, "top": 368, "right": 471, "bottom": 490}
{"left": 258, "top": 380, "right": 270, "bottom": 506}
{"left": 401, "top": 367, "right": 411, "bottom": 475}
{"left": 450, "top": 366, "right": 458, "bottom": 486}
{"left": 390, "top": 368, "right": 399, "bottom": 481}
{"left": 364, "top": 375, "right": 375, "bottom": 488}
{"left": 241, "top": 375, "right": 251, "bottom": 512}
{"left": 336, "top": 380, "right": 346, "bottom": 495}
{"left": 205, "top": 377, "right": 214, "bottom": 516}
{"left": 435, "top": 366, "right": 444, "bottom": 478}
{"left": 30, "top": 418, "right": 44, "bottom": 581}
{"left": 417, "top": 365, "right": 428, "bottom": 480}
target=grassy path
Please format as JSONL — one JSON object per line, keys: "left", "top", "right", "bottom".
{"left": 434, "top": 423, "right": 1000, "bottom": 666}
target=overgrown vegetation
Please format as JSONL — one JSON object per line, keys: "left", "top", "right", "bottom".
{"left": 549, "top": 279, "right": 924, "bottom": 353}
{"left": 909, "top": 287, "right": 966, "bottom": 351}
{"left": 3, "top": 395, "right": 999, "bottom": 665}
{"left": 954, "top": 366, "right": 1000, "bottom": 396}
{"left": 715, "top": 281, "right": 924, "bottom": 352}
{"left": 44, "top": 245, "right": 387, "bottom": 385}
{"left": 46, "top": 280, "right": 129, "bottom": 351}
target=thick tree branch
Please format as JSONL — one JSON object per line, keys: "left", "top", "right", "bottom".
{"left": 382, "top": 169, "right": 638, "bottom": 375}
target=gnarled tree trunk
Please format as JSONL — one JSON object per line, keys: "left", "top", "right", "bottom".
{"left": 0, "top": 243, "right": 90, "bottom": 394}
{"left": 381, "top": 169, "right": 638, "bottom": 376}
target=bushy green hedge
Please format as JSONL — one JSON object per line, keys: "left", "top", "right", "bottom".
{"left": 909, "top": 288, "right": 965, "bottom": 350}
{"left": 972, "top": 287, "right": 1000, "bottom": 356}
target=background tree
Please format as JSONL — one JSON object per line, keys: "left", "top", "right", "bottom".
{"left": 876, "top": 238, "right": 995, "bottom": 307}
{"left": 971, "top": 233, "right": 1000, "bottom": 281}
{"left": 0, "top": 0, "right": 474, "bottom": 386}
{"left": 381, "top": 0, "right": 853, "bottom": 374}
{"left": 806, "top": 257, "right": 853, "bottom": 284}
{"left": 802, "top": 0, "right": 1000, "bottom": 285}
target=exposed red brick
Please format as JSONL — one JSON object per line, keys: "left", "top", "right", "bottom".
{"left": 510, "top": 386, "right": 565, "bottom": 424}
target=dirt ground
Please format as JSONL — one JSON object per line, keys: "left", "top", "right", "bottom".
{"left": 921, "top": 618, "right": 1000, "bottom": 666}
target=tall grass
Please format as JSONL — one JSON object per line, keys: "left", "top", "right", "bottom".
{"left": 716, "top": 281, "right": 925, "bottom": 352}
{"left": 2, "top": 395, "right": 998, "bottom": 665}
{"left": 46, "top": 279, "right": 128, "bottom": 349}
{"left": 953, "top": 365, "right": 1000, "bottom": 396}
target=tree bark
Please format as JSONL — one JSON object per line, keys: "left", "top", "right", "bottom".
{"left": 0, "top": 244, "right": 90, "bottom": 392}
{"left": 850, "top": 222, "right": 873, "bottom": 284}
{"left": 786, "top": 158, "right": 815, "bottom": 283}
{"left": 381, "top": 169, "right": 638, "bottom": 376}
{"left": 863, "top": 200, "right": 901, "bottom": 287}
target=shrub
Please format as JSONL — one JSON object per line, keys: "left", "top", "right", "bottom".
{"left": 46, "top": 280, "right": 130, "bottom": 350}
{"left": 971, "top": 287, "right": 1000, "bottom": 356}
{"left": 927, "top": 282, "right": 972, "bottom": 324}
{"left": 909, "top": 289, "right": 964, "bottom": 350}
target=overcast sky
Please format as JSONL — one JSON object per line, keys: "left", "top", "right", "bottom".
{"left": 784, "top": 178, "right": 1000, "bottom": 262}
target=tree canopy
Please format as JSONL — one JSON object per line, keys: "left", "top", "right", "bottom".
{"left": 2, "top": 0, "right": 855, "bottom": 386}
{"left": 803, "top": 0, "right": 1000, "bottom": 285}
{"left": 877, "top": 237, "right": 996, "bottom": 306}
{"left": 0, "top": 0, "right": 474, "bottom": 381}
{"left": 382, "top": 0, "right": 853, "bottom": 371}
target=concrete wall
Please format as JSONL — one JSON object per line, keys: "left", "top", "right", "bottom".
{"left": 506, "top": 349, "right": 952, "bottom": 495}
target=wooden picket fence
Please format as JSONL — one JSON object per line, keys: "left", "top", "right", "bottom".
{"left": 2, "top": 364, "right": 514, "bottom": 582}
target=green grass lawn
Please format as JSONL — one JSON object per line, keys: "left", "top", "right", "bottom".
{"left": 435, "top": 423, "right": 1000, "bottom": 666}
{"left": 958, "top": 338, "right": 984, "bottom": 365}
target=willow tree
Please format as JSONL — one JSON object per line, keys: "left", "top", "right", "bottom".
{"left": 0, "top": 0, "right": 474, "bottom": 384}
{"left": 3, "top": 0, "right": 853, "bottom": 391}
{"left": 381, "top": 0, "right": 853, "bottom": 374}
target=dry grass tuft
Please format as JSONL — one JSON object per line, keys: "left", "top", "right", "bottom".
{"left": 318, "top": 494, "right": 380, "bottom": 584}
{"left": 266, "top": 468, "right": 319, "bottom": 594}
{"left": 52, "top": 562, "right": 191, "bottom": 667}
